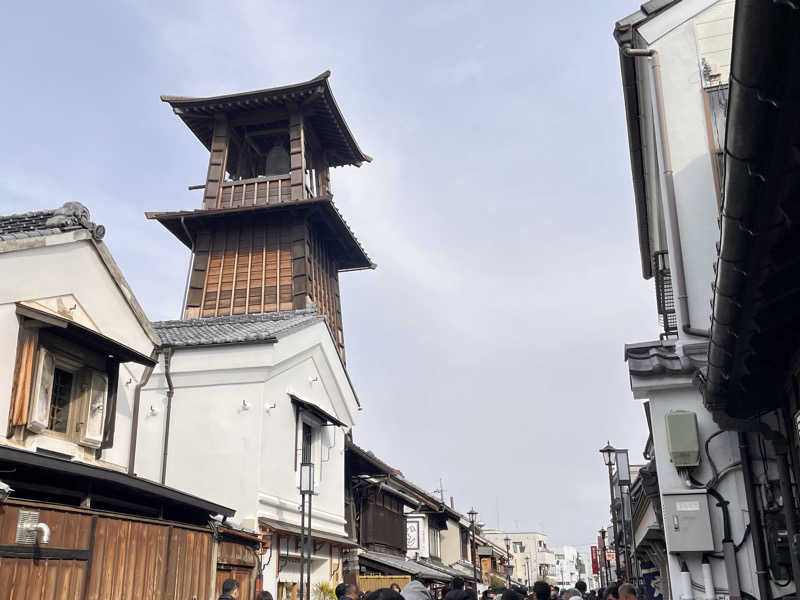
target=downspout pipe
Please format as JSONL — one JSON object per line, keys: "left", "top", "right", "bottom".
{"left": 623, "top": 46, "right": 710, "bottom": 339}
{"left": 160, "top": 347, "right": 175, "bottom": 486}
{"left": 128, "top": 349, "right": 160, "bottom": 476}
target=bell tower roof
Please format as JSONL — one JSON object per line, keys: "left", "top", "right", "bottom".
{"left": 160, "top": 70, "right": 372, "bottom": 167}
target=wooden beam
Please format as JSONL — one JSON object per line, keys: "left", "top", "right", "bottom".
{"left": 203, "top": 114, "right": 230, "bottom": 209}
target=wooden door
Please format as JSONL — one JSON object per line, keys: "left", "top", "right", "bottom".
{"left": 216, "top": 565, "right": 252, "bottom": 600}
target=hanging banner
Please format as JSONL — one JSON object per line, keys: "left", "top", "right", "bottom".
{"left": 591, "top": 546, "right": 599, "bottom": 575}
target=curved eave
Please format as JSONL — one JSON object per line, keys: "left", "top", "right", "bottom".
{"left": 145, "top": 196, "right": 373, "bottom": 271}
{"left": 161, "top": 71, "right": 371, "bottom": 168}
{"left": 702, "top": 0, "right": 800, "bottom": 419}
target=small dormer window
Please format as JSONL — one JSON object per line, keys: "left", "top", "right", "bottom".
{"left": 28, "top": 345, "right": 109, "bottom": 448}
{"left": 7, "top": 303, "right": 155, "bottom": 454}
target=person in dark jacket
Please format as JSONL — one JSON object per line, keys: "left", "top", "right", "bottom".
{"left": 219, "top": 578, "right": 240, "bottom": 599}
{"left": 533, "top": 581, "right": 551, "bottom": 600}
{"left": 443, "top": 577, "right": 478, "bottom": 600}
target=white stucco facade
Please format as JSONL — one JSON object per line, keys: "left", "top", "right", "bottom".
{"left": 0, "top": 228, "right": 156, "bottom": 472}
{"left": 137, "top": 317, "right": 358, "bottom": 595}
{"left": 484, "top": 531, "right": 555, "bottom": 585}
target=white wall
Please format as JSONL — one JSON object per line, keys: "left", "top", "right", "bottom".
{"left": 637, "top": 1, "right": 733, "bottom": 336}
{"left": 0, "top": 235, "right": 154, "bottom": 471}
{"left": 138, "top": 320, "right": 357, "bottom": 536}
{"left": 648, "top": 384, "right": 756, "bottom": 600}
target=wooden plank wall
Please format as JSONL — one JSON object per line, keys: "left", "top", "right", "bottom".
{"left": 183, "top": 216, "right": 347, "bottom": 360}
{"left": 186, "top": 217, "right": 296, "bottom": 319}
{"left": 185, "top": 216, "right": 300, "bottom": 319}
{"left": 306, "top": 227, "right": 345, "bottom": 359}
{"left": 0, "top": 558, "right": 87, "bottom": 599}
{"left": 163, "top": 528, "right": 214, "bottom": 600}
{"left": 85, "top": 518, "right": 170, "bottom": 599}
{"left": 0, "top": 504, "right": 220, "bottom": 600}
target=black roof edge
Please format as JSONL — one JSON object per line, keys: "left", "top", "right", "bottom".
{"left": 703, "top": 0, "right": 800, "bottom": 416}
{"left": 291, "top": 394, "right": 347, "bottom": 428}
{"left": 0, "top": 444, "right": 234, "bottom": 519}
{"left": 615, "top": 15, "right": 653, "bottom": 280}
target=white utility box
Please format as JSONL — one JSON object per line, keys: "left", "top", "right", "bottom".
{"left": 662, "top": 489, "right": 715, "bottom": 553}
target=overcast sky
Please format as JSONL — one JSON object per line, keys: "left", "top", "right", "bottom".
{"left": 2, "top": 1, "right": 656, "bottom": 548}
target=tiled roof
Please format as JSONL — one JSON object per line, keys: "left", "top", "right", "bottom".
{"left": 0, "top": 202, "right": 105, "bottom": 242}
{"left": 359, "top": 550, "right": 451, "bottom": 581}
{"left": 624, "top": 341, "right": 707, "bottom": 376}
{"left": 153, "top": 309, "right": 322, "bottom": 348}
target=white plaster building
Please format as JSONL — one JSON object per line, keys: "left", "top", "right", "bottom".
{"left": 137, "top": 311, "right": 359, "bottom": 595}
{"left": 554, "top": 546, "right": 578, "bottom": 588}
{"left": 0, "top": 202, "right": 157, "bottom": 470}
{"left": 483, "top": 530, "right": 555, "bottom": 586}
{"left": 613, "top": 2, "right": 777, "bottom": 599}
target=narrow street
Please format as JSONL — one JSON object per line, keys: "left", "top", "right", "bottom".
{"left": 0, "top": 2, "right": 799, "bottom": 600}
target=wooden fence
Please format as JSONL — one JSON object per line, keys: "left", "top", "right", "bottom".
{"left": 357, "top": 575, "right": 412, "bottom": 593}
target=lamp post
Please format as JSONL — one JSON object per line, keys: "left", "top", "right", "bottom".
{"left": 614, "top": 449, "right": 637, "bottom": 585}
{"left": 504, "top": 536, "right": 512, "bottom": 588}
{"left": 599, "top": 528, "right": 611, "bottom": 586}
{"left": 599, "top": 442, "right": 622, "bottom": 582}
{"left": 468, "top": 508, "right": 479, "bottom": 585}
{"left": 299, "top": 462, "right": 315, "bottom": 600}
{"left": 525, "top": 556, "right": 531, "bottom": 588}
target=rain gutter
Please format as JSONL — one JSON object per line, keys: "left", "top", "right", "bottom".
{"left": 703, "top": 0, "right": 800, "bottom": 410}
{"left": 623, "top": 46, "right": 710, "bottom": 338}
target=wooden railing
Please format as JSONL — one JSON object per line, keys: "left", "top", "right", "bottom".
{"left": 217, "top": 174, "right": 291, "bottom": 209}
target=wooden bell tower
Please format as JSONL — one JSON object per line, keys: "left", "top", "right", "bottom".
{"left": 147, "top": 72, "right": 373, "bottom": 360}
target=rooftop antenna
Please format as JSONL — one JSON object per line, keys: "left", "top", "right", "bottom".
{"left": 434, "top": 478, "right": 446, "bottom": 503}
{"left": 496, "top": 497, "right": 500, "bottom": 529}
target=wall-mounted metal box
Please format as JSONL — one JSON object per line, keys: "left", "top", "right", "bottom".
{"left": 662, "top": 489, "right": 715, "bottom": 553}
{"left": 665, "top": 410, "right": 701, "bottom": 467}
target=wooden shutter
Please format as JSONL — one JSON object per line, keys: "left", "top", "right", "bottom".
{"left": 8, "top": 326, "right": 39, "bottom": 429}
{"left": 79, "top": 371, "right": 107, "bottom": 448}
{"left": 27, "top": 347, "right": 55, "bottom": 433}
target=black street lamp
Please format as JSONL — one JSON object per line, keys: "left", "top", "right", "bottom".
{"left": 504, "top": 536, "right": 512, "bottom": 588}
{"left": 468, "top": 508, "right": 480, "bottom": 584}
{"left": 598, "top": 528, "right": 611, "bottom": 586}
{"left": 599, "top": 442, "right": 622, "bottom": 582}
{"left": 299, "top": 462, "right": 315, "bottom": 600}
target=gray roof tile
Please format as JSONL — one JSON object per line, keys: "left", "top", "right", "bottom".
{"left": 0, "top": 202, "right": 105, "bottom": 242}
{"left": 152, "top": 309, "right": 323, "bottom": 348}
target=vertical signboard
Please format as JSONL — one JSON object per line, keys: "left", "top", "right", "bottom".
{"left": 591, "top": 546, "right": 599, "bottom": 575}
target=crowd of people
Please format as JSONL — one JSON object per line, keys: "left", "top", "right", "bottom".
{"left": 214, "top": 575, "right": 640, "bottom": 600}
{"left": 324, "top": 577, "right": 639, "bottom": 600}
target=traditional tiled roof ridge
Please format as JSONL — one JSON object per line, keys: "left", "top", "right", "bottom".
{"left": 0, "top": 202, "right": 106, "bottom": 242}
{"left": 152, "top": 308, "right": 323, "bottom": 348}
{"left": 153, "top": 307, "right": 318, "bottom": 329}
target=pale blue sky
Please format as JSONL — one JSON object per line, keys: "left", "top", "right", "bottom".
{"left": 1, "top": 0, "right": 655, "bottom": 547}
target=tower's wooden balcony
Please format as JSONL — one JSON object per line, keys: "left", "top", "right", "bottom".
{"left": 218, "top": 174, "right": 291, "bottom": 209}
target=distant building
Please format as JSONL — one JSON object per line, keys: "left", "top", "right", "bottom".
{"left": 483, "top": 529, "right": 556, "bottom": 586}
